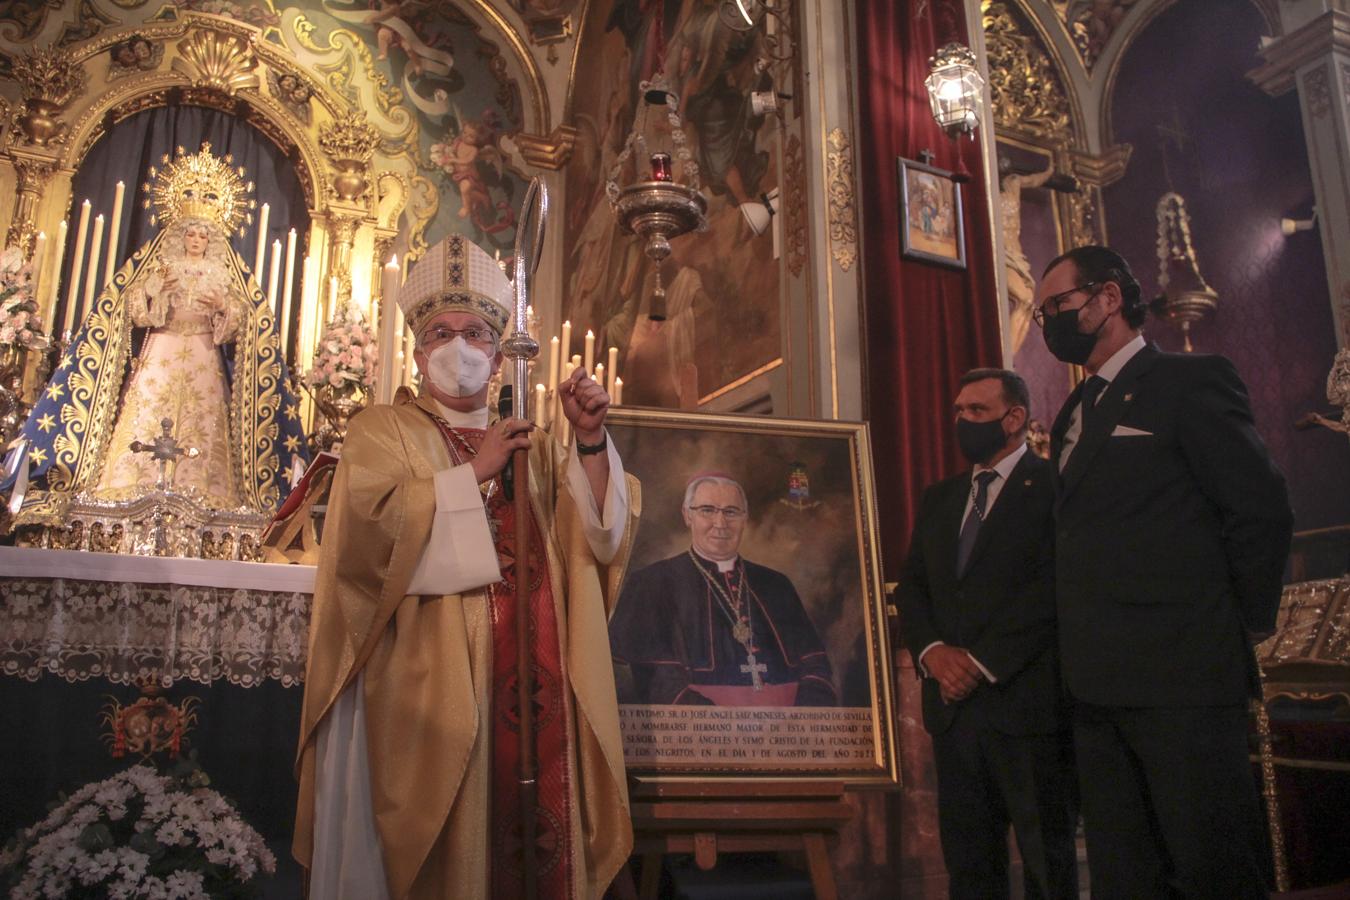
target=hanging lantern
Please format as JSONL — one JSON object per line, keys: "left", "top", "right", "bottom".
{"left": 924, "top": 43, "right": 985, "bottom": 139}
{"left": 1152, "top": 192, "right": 1217, "bottom": 353}
{"left": 606, "top": 74, "right": 708, "bottom": 321}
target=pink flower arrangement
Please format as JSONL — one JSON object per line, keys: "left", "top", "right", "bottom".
{"left": 0, "top": 247, "right": 49, "bottom": 353}
{"left": 305, "top": 305, "right": 378, "bottom": 391}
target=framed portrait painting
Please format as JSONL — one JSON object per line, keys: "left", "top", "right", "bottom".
{"left": 604, "top": 408, "right": 899, "bottom": 786}
{"left": 898, "top": 156, "right": 966, "bottom": 269}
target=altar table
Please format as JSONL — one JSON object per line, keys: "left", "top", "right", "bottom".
{"left": 0, "top": 546, "right": 315, "bottom": 895}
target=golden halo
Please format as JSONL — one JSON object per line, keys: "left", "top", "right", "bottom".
{"left": 142, "top": 142, "right": 256, "bottom": 235}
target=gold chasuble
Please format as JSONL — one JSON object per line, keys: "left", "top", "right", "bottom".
{"left": 294, "top": 390, "right": 640, "bottom": 899}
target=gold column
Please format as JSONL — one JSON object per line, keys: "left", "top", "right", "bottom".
{"left": 318, "top": 113, "right": 378, "bottom": 314}
{"left": 4, "top": 152, "right": 58, "bottom": 257}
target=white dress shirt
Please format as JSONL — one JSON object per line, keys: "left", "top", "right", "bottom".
{"left": 919, "top": 441, "right": 1029, "bottom": 684}
{"left": 1058, "top": 332, "right": 1146, "bottom": 470}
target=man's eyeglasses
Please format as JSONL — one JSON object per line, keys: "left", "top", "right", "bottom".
{"left": 688, "top": 504, "right": 747, "bottom": 521}
{"left": 419, "top": 325, "right": 497, "bottom": 350}
{"left": 1032, "top": 282, "right": 1099, "bottom": 328}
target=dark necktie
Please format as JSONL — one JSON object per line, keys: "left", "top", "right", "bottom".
{"left": 1080, "top": 375, "right": 1109, "bottom": 427}
{"left": 956, "top": 470, "right": 999, "bottom": 578}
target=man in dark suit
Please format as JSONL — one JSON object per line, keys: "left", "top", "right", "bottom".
{"left": 1037, "top": 245, "right": 1293, "bottom": 898}
{"left": 899, "top": 368, "right": 1078, "bottom": 900}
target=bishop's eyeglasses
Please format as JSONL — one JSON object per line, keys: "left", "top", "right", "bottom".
{"left": 418, "top": 325, "right": 497, "bottom": 350}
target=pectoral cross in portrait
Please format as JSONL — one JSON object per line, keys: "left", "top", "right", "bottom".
{"left": 129, "top": 417, "right": 200, "bottom": 491}
{"left": 741, "top": 650, "right": 767, "bottom": 691}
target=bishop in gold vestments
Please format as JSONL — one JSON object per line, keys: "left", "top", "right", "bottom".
{"left": 294, "top": 235, "right": 639, "bottom": 899}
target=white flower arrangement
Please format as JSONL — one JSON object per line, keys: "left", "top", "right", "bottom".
{"left": 305, "top": 304, "right": 378, "bottom": 392}
{"left": 1, "top": 763, "right": 275, "bottom": 899}
{"left": 0, "top": 246, "right": 49, "bottom": 353}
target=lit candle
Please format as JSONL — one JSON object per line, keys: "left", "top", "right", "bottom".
{"left": 584, "top": 329, "right": 595, "bottom": 375}
{"left": 103, "top": 181, "right": 125, "bottom": 285}
{"left": 546, "top": 335, "right": 559, "bottom": 394}
{"left": 280, "top": 228, "right": 297, "bottom": 356}
{"left": 614, "top": 376, "right": 624, "bottom": 405}
{"left": 534, "top": 383, "right": 546, "bottom": 427}
{"left": 607, "top": 346, "right": 618, "bottom": 392}
{"left": 650, "top": 152, "right": 673, "bottom": 182}
{"left": 571, "top": 353, "right": 582, "bottom": 374}
{"left": 267, "top": 239, "right": 282, "bottom": 311}
{"left": 81, "top": 214, "right": 105, "bottom": 323}
{"left": 64, "top": 200, "right": 91, "bottom": 336}
{"left": 560, "top": 320, "right": 572, "bottom": 372}
{"left": 594, "top": 362, "right": 605, "bottom": 393}
{"left": 253, "top": 202, "right": 270, "bottom": 277}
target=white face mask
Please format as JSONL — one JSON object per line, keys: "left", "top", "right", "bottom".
{"left": 426, "top": 336, "right": 493, "bottom": 398}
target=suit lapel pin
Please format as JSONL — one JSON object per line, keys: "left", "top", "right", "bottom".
{"left": 1023, "top": 479, "right": 1032, "bottom": 487}
{"left": 1123, "top": 392, "right": 1133, "bottom": 403}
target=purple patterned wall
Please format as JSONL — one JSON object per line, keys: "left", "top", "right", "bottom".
{"left": 1102, "top": 0, "right": 1349, "bottom": 531}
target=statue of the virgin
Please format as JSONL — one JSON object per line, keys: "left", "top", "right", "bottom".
{"left": 5, "top": 143, "right": 308, "bottom": 555}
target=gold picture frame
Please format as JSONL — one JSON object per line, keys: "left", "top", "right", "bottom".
{"left": 898, "top": 156, "right": 966, "bottom": 269}
{"left": 605, "top": 407, "right": 898, "bottom": 786}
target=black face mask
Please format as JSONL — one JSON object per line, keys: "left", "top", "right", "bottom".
{"left": 1042, "top": 297, "right": 1106, "bottom": 365}
{"left": 956, "top": 413, "right": 1009, "bottom": 466}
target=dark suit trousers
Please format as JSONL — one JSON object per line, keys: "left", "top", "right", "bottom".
{"left": 1074, "top": 702, "right": 1271, "bottom": 899}
{"left": 932, "top": 711, "right": 1078, "bottom": 900}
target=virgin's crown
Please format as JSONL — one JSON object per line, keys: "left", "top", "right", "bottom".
{"left": 142, "top": 142, "right": 256, "bottom": 235}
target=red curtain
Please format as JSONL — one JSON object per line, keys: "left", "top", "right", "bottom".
{"left": 855, "top": 0, "right": 1002, "bottom": 573}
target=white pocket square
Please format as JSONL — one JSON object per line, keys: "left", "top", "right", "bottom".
{"left": 1111, "top": 425, "right": 1153, "bottom": 437}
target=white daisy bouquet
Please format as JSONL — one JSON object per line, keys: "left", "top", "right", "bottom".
{"left": 0, "top": 246, "right": 49, "bottom": 353}
{"left": 1, "top": 762, "right": 276, "bottom": 899}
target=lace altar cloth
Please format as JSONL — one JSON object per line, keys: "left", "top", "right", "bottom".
{"left": 0, "top": 546, "right": 314, "bottom": 688}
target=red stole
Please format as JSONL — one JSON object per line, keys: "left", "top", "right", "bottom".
{"left": 429, "top": 418, "right": 575, "bottom": 900}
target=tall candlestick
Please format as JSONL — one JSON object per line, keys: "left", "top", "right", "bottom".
{"left": 267, "top": 240, "right": 282, "bottom": 313}
{"left": 546, "top": 336, "right": 559, "bottom": 394}
{"left": 31, "top": 231, "right": 46, "bottom": 290}
{"left": 46, "top": 222, "right": 67, "bottom": 337}
{"left": 64, "top": 200, "right": 91, "bottom": 336}
{"left": 280, "top": 228, "right": 297, "bottom": 356}
{"left": 607, "top": 346, "right": 618, "bottom": 392}
{"left": 560, "top": 320, "right": 572, "bottom": 372}
{"left": 379, "top": 256, "right": 401, "bottom": 404}
{"left": 81, "top": 214, "right": 105, "bottom": 323}
{"left": 103, "top": 181, "right": 125, "bottom": 285}
{"left": 535, "top": 383, "right": 547, "bottom": 427}
{"left": 298, "top": 255, "right": 313, "bottom": 370}
{"left": 253, "top": 202, "right": 270, "bottom": 277}
{"left": 584, "top": 329, "right": 595, "bottom": 375}
{"left": 614, "top": 376, "right": 624, "bottom": 405}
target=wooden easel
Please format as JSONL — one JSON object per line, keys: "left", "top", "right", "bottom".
{"left": 629, "top": 780, "right": 852, "bottom": 900}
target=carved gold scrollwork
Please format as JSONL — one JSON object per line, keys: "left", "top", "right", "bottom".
{"left": 514, "top": 125, "right": 578, "bottom": 170}
{"left": 319, "top": 113, "right": 378, "bottom": 202}
{"left": 982, "top": 2, "right": 1072, "bottom": 140}
{"left": 10, "top": 45, "right": 87, "bottom": 147}
{"left": 171, "top": 29, "right": 260, "bottom": 96}
{"left": 826, "top": 128, "right": 858, "bottom": 272}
